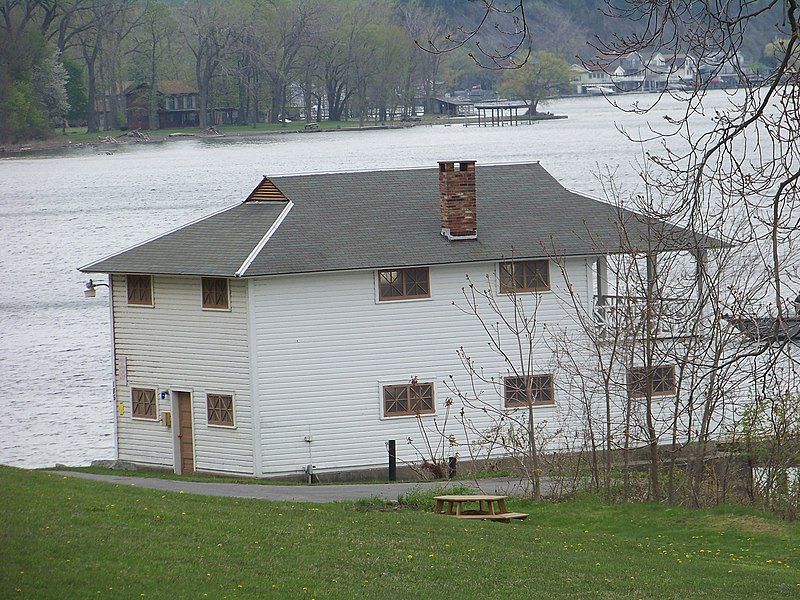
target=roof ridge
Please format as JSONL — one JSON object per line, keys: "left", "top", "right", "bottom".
{"left": 235, "top": 200, "right": 294, "bottom": 277}
{"left": 268, "top": 160, "right": 542, "bottom": 180}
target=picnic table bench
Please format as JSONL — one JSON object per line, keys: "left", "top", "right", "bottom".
{"left": 434, "top": 494, "right": 528, "bottom": 523}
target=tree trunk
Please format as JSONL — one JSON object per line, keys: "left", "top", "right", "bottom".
{"left": 237, "top": 63, "right": 249, "bottom": 126}
{"left": 106, "top": 65, "right": 121, "bottom": 131}
{"left": 528, "top": 409, "right": 542, "bottom": 500}
{"left": 85, "top": 54, "right": 100, "bottom": 133}
{"left": 303, "top": 74, "right": 313, "bottom": 123}
{"left": 195, "top": 53, "right": 211, "bottom": 129}
{"left": 526, "top": 378, "right": 542, "bottom": 500}
{"left": 270, "top": 80, "right": 280, "bottom": 124}
{"left": 250, "top": 74, "right": 259, "bottom": 126}
{"left": 645, "top": 253, "right": 661, "bottom": 501}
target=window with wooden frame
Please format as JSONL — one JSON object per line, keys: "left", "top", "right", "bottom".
{"left": 377, "top": 267, "right": 430, "bottom": 301}
{"left": 499, "top": 260, "right": 550, "bottom": 293}
{"left": 131, "top": 387, "right": 157, "bottom": 419}
{"left": 126, "top": 274, "right": 153, "bottom": 305}
{"left": 201, "top": 278, "right": 229, "bottom": 310}
{"left": 628, "top": 365, "right": 676, "bottom": 398}
{"left": 207, "top": 393, "right": 234, "bottom": 426}
{"left": 383, "top": 382, "right": 435, "bottom": 417}
{"left": 503, "top": 375, "right": 555, "bottom": 408}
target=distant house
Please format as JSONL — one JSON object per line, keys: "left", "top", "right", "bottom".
{"left": 433, "top": 86, "right": 501, "bottom": 116}
{"left": 570, "top": 64, "right": 616, "bottom": 94}
{"left": 81, "top": 161, "right": 725, "bottom": 478}
{"left": 571, "top": 51, "right": 748, "bottom": 95}
{"left": 432, "top": 96, "right": 471, "bottom": 116}
{"left": 124, "top": 81, "right": 200, "bottom": 130}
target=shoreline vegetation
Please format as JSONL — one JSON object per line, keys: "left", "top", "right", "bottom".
{"left": 0, "top": 113, "right": 568, "bottom": 157}
{"left": 3, "top": 465, "right": 799, "bottom": 598}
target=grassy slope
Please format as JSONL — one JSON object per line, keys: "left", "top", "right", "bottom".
{"left": 2, "top": 467, "right": 799, "bottom": 599}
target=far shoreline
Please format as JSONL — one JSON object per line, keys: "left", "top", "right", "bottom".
{"left": 0, "top": 113, "right": 568, "bottom": 158}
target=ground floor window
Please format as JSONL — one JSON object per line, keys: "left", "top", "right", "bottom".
{"left": 383, "top": 382, "right": 434, "bottom": 417}
{"left": 628, "top": 365, "right": 676, "bottom": 398}
{"left": 503, "top": 374, "right": 555, "bottom": 408}
{"left": 207, "top": 393, "right": 234, "bottom": 426}
{"left": 131, "top": 387, "right": 157, "bottom": 419}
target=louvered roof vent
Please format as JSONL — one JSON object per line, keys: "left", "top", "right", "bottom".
{"left": 244, "top": 176, "right": 288, "bottom": 202}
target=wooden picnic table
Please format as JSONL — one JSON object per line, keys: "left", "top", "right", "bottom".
{"left": 433, "top": 494, "right": 528, "bottom": 522}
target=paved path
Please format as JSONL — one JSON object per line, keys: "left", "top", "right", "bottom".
{"left": 51, "top": 471, "right": 536, "bottom": 503}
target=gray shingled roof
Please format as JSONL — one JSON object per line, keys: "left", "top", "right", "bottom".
{"left": 80, "top": 162, "right": 717, "bottom": 277}
{"left": 80, "top": 202, "right": 288, "bottom": 276}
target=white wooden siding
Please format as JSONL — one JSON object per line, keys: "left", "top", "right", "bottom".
{"left": 251, "top": 260, "right": 592, "bottom": 476}
{"left": 112, "top": 275, "right": 253, "bottom": 474}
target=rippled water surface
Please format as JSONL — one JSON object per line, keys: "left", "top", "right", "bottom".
{"left": 0, "top": 92, "right": 736, "bottom": 467}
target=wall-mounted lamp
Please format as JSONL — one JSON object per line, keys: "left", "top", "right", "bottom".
{"left": 84, "top": 278, "right": 109, "bottom": 298}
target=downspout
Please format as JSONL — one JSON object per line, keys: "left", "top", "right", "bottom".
{"left": 108, "top": 276, "right": 118, "bottom": 461}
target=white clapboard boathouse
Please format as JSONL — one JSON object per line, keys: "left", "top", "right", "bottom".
{"left": 80, "top": 161, "right": 717, "bottom": 478}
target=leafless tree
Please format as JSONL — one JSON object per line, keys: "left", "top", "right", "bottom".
{"left": 180, "top": 0, "right": 231, "bottom": 128}
{"left": 442, "top": 272, "right": 551, "bottom": 499}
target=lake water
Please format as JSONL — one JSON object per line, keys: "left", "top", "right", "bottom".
{"left": 0, "top": 92, "right": 732, "bottom": 468}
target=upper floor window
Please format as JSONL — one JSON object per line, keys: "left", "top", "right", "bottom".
{"left": 383, "top": 381, "right": 434, "bottom": 417}
{"left": 126, "top": 274, "right": 153, "bottom": 306}
{"left": 207, "top": 393, "right": 234, "bottom": 427}
{"left": 378, "top": 267, "right": 430, "bottom": 301}
{"left": 202, "top": 277, "right": 229, "bottom": 310}
{"left": 504, "top": 374, "right": 555, "bottom": 408}
{"left": 131, "top": 387, "right": 157, "bottom": 419}
{"left": 499, "top": 260, "right": 550, "bottom": 293}
{"left": 628, "top": 365, "right": 676, "bottom": 398}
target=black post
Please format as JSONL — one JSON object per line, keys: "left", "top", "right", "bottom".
{"left": 448, "top": 456, "right": 457, "bottom": 479}
{"left": 388, "top": 440, "right": 397, "bottom": 481}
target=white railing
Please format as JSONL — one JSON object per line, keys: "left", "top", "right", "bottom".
{"left": 593, "top": 294, "right": 696, "bottom": 340}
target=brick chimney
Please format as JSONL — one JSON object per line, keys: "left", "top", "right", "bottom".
{"left": 438, "top": 160, "right": 477, "bottom": 240}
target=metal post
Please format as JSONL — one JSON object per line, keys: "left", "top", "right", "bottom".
{"left": 388, "top": 439, "right": 397, "bottom": 481}
{"left": 448, "top": 456, "right": 457, "bottom": 479}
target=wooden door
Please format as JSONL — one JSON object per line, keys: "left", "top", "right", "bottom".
{"left": 176, "top": 392, "right": 194, "bottom": 474}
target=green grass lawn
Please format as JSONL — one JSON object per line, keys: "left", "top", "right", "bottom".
{"left": 46, "top": 465, "right": 405, "bottom": 486}
{"left": 2, "top": 466, "right": 799, "bottom": 599}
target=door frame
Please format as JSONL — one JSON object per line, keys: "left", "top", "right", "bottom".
{"left": 171, "top": 388, "right": 195, "bottom": 475}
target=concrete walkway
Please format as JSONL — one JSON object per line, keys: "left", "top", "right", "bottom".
{"left": 51, "top": 471, "right": 535, "bottom": 503}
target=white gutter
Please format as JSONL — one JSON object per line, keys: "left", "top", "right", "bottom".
{"left": 235, "top": 201, "right": 294, "bottom": 277}
{"left": 107, "top": 276, "right": 118, "bottom": 461}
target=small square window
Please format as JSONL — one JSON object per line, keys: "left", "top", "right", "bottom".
{"left": 131, "top": 387, "right": 157, "bottom": 419}
{"left": 628, "top": 366, "right": 676, "bottom": 398}
{"left": 378, "top": 267, "right": 430, "bottom": 301}
{"left": 202, "top": 278, "right": 229, "bottom": 310}
{"left": 126, "top": 275, "right": 153, "bottom": 305}
{"left": 504, "top": 375, "right": 555, "bottom": 408}
{"left": 207, "top": 394, "right": 234, "bottom": 426}
{"left": 383, "top": 382, "right": 435, "bottom": 417}
{"left": 499, "top": 260, "right": 550, "bottom": 293}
